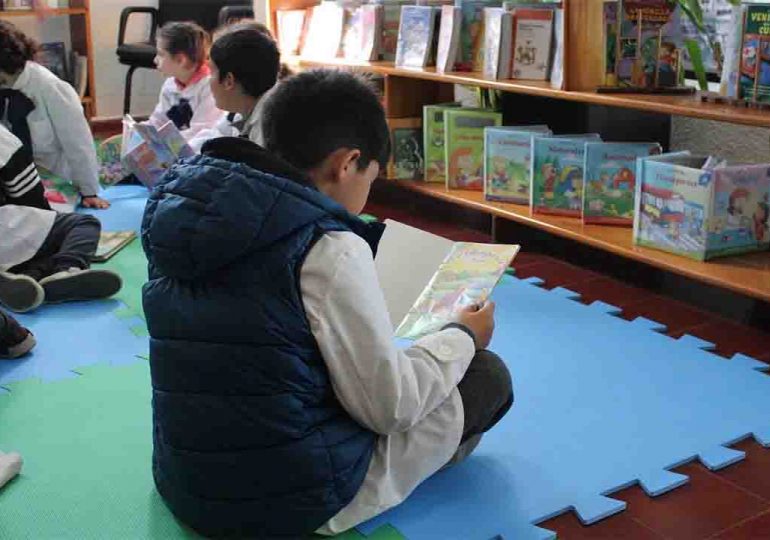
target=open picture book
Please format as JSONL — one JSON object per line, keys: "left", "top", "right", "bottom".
{"left": 375, "top": 220, "right": 519, "bottom": 340}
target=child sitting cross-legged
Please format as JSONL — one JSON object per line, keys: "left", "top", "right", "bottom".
{"left": 141, "top": 69, "right": 514, "bottom": 538}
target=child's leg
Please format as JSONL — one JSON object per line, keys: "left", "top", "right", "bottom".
{"left": 0, "top": 308, "right": 36, "bottom": 359}
{"left": 445, "top": 350, "right": 514, "bottom": 467}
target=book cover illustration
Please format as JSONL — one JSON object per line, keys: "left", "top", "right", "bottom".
{"left": 583, "top": 141, "right": 661, "bottom": 225}
{"left": 532, "top": 135, "right": 601, "bottom": 216}
{"left": 381, "top": 1, "right": 408, "bottom": 61}
{"left": 710, "top": 165, "right": 770, "bottom": 255}
{"left": 456, "top": 0, "right": 499, "bottom": 71}
{"left": 395, "top": 242, "right": 520, "bottom": 339}
{"left": 444, "top": 109, "right": 502, "bottom": 190}
{"left": 97, "top": 134, "right": 124, "bottom": 186}
{"left": 738, "top": 4, "right": 770, "bottom": 103}
{"left": 40, "top": 168, "right": 78, "bottom": 213}
{"left": 93, "top": 231, "right": 137, "bottom": 263}
{"left": 361, "top": 4, "right": 383, "bottom": 60}
{"left": 436, "top": 5, "right": 462, "bottom": 72}
{"left": 484, "top": 125, "right": 551, "bottom": 204}
{"left": 423, "top": 103, "right": 461, "bottom": 183}
{"left": 38, "top": 42, "right": 68, "bottom": 81}
{"left": 393, "top": 127, "right": 424, "bottom": 179}
{"left": 122, "top": 117, "right": 193, "bottom": 189}
{"left": 396, "top": 5, "right": 436, "bottom": 67}
{"left": 511, "top": 8, "right": 554, "bottom": 80}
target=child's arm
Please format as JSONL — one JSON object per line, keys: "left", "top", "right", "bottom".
{"left": 44, "top": 80, "right": 103, "bottom": 203}
{"left": 301, "top": 231, "right": 477, "bottom": 435}
{"left": 187, "top": 112, "right": 232, "bottom": 153}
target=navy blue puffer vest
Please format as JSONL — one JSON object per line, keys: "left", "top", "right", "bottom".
{"left": 141, "top": 140, "right": 379, "bottom": 537}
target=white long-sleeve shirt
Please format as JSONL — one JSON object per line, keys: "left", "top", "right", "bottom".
{"left": 299, "top": 231, "right": 476, "bottom": 535}
{"left": 8, "top": 61, "right": 100, "bottom": 197}
{"left": 147, "top": 72, "right": 223, "bottom": 146}
{"left": 188, "top": 100, "right": 263, "bottom": 152}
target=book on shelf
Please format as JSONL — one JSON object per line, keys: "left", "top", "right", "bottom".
{"left": 510, "top": 8, "right": 554, "bottom": 80}
{"left": 482, "top": 7, "right": 513, "bottom": 79}
{"left": 2, "top": 0, "right": 33, "bottom": 10}
{"left": 360, "top": 4, "right": 384, "bottom": 61}
{"left": 531, "top": 134, "right": 601, "bottom": 217}
{"left": 395, "top": 5, "right": 438, "bottom": 68}
{"left": 387, "top": 117, "right": 424, "bottom": 180}
{"left": 582, "top": 141, "right": 661, "bottom": 226}
{"left": 92, "top": 231, "right": 136, "bottom": 263}
{"left": 38, "top": 42, "right": 68, "bottom": 82}
{"left": 340, "top": 4, "right": 363, "bottom": 60}
{"left": 301, "top": 2, "right": 345, "bottom": 59}
{"left": 276, "top": 8, "right": 308, "bottom": 56}
{"left": 71, "top": 54, "right": 88, "bottom": 98}
{"left": 737, "top": 4, "right": 770, "bottom": 103}
{"left": 375, "top": 219, "right": 519, "bottom": 340}
{"left": 444, "top": 108, "right": 502, "bottom": 190}
{"left": 455, "top": 0, "right": 500, "bottom": 72}
{"left": 484, "top": 125, "right": 551, "bottom": 204}
{"left": 423, "top": 102, "right": 461, "bottom": 184}
{"left": 634, "top": 151, "right": 770, "bottom": 260}
{"left": 436, "top": 5, "right": 462, "bottom": 73}
{"left": 377, "top": 0, "right": 412, "bottom": 61}
{"left": 121, "top": 115, "right": 194, "bottom": 189}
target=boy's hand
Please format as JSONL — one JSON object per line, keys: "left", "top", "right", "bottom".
{"left": 456, "top": 301, "right": 496, "bottom": 351}
{"left": 81, "top": 196, "right": 110, "bottom": 209}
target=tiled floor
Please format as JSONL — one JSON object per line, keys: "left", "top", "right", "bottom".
{"left": 365, "top": 200, "right": 770, "bottom": 540}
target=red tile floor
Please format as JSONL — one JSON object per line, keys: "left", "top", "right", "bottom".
{"left": 364, "top": 200, "right": 770, "bottom": 540}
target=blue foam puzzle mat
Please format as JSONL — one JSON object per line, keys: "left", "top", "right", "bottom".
{"left": 359, "top": 276, "right": 770, "bottom": 540}
{"left": 79, "top": 185, "right": 149, "bottom": 233}
{"left": 0, "top": 300, "right": 148, "bottom": 388}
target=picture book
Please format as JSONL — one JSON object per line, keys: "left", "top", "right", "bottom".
{"left": 396, "top": 5, "right": 438, "bottom": 68}
{"left": 455, "top": 0, "right": 500, "bottom": 72}
{"left": 484, "top": 125, "right": 552, "bottom": 204}
{"left": 511, "top": 8, "right": 554, "bottom": 80}
{"left": 603, "top": 0, "right": 619, "bottom": 85}
{"left": 483, "top": 8, "right": 513, "bottom": 79}
{"left": 380, "top": 0, "right": 410, "bottom": 61}
{"left": 40, "top": 168, "right": 78, "bottom": 212}
{"left": 92, "top": 231, "right": 136, "bottom": 263}
{"left": 444, "top": 108, "right": 503, "bottom": 190}
{"left": 387, "top": 117, "right": 424, "bottom": 180}
{"left": 423, "top": 102, "right": 461, "bottom": 183}
{"left": 436, "top": 5, "right": 462, "bottom": 72}
{"left": 738, "top": 4, "right": 770, "bottom": 103}
{"left": 276, "top": 9, "right": 307, "bottom": 55}
{"left": 374, "top": 219, "right": 519, "bottom": 339}
{"left": 38, "top": 42, "right": 68, "bottom": 82}
{"left": 361, "top": 4, "right": 384, "bottom": 61}
{"left": 301, "top": 2, "right": 345, "bottom": 59}
{"left": 531, "top": 134, "right": 601, "bottom": 217}
{"left": 634, "top": 151, "right": 770, "bottom": 260}
{"left": 583, "top": 141, "right": 661, "bottom": 225}
{"left": 121, "top": 116, "right": 194, "bottom": 189}
{"left": 341, "top": 5, "right": 363, "bottom": 60}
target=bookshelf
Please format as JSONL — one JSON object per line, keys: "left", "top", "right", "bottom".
{"left": 271, "top": 0, "right": 770, "bottom": 303}
{"left": 0, "top": 0, "right": 97, "bottom": 119}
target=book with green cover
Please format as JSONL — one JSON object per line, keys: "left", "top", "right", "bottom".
{"left": 423, "top": 103, "right": 461, "bottom": 183}
{"left": 444, "top": 108, "right": 502, "bottom": 190}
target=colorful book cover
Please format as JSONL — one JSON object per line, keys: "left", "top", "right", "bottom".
{"left": 583, "top": 142, "right": 661, "bottom": 225}
{"left": 121, "top": 120, "right": 192, "bottom": 189}
{"left": 436, "top": 5, "right": 462, "bottom": 72}
{"left": 738, "top": 5, "right": 770, "bottom": 103}
{"left": 531, "top": 134, "right": 601, "bottom": 216}
{"left": 511, "top": 8, "right": 554, "bottom": 80}
{"left": 455, "top": 0, "right": 499, "bottom": 71}
{"left": 603, "top": 0, "right": 618, "bottom": 85}
{"left": 392, "top": 126, "right": 424, "bottom": 179}
{"left": 40, "top": 168, "right": 78, "bottom": 212}
{"left": 395, "top": 242, "right": 520, "bottom": 339}
{"left": 444, "top": 109, "right": 503, "bottom": 190}
{"left": 396, "top": 5, "right": 436, "bottom": 67}
{"left": 423, "top": 103, "right": 461, "bottom": 183}
{"left": 361, "top": 4, "right": 383, "bottom": 61}
{"left": 381, "top": 1, "right": 406, "bottom": 61}
{"left": 484, "top": 125, "right": 551, "bottom": 204}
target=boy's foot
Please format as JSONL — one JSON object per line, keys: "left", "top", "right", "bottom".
{"left": 0, "top": 311, "right": 36, "bottom": 359}
{"left": 0, "top": 272, "right": 45, "bottom": 313}
{"left": 39, "top": 268, "right": 122, "bottom": 304}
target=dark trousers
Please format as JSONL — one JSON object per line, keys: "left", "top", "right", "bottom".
{"left": 9, "top": 213, "right": 101, "bottom": 281}
{"left": 446, "top": 350, "right": 514, "bottom": 466}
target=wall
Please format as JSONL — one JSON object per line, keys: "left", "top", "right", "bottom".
{"left": 671, "top": 117, "right": 770, "bottom": 163}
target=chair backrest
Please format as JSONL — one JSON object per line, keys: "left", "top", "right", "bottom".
{"left": 158, "top": 0, "right": 253, "bottom": 32}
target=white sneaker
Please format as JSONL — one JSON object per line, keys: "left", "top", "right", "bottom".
{"left": 0, "top": 272, "right": 44, "bottom": 313}
{"left": 0, "top": 452, "right": 22, "bottom": 489}
{"left": 39, "top": 268, "right": 122, "bottom": 304}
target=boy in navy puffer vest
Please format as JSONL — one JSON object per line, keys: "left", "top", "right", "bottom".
{"left": 142, "top": 69, "right": 513, "bottom": 538}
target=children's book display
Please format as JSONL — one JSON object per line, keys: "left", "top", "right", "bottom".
{"left": 531, "top": 134, "right": 601, "bottom": 216}
{"left": 455, "top": 0, "right": 500, "bottom": 71}
{"left": 121, "top": 115, "right": 194, "bottom": 189}
{"left": 737, "top": 3, "right": 770, "bottom": 104}
{"left": 92, "top": 231, "right": 136, "bottom": 263}
{"left": 484, "top": 125, "right": 551, "bottom": 204}
{"left": 374, "top": 219, "right": 519, "bottom": 339}
{"left": 387, "top": 117, "right": 424, "bottom": 179}
{"left": 511, "top": 8, "right": 554, "bottom": 80}
{"left": 634, "top": 151, "right": 770, "bottom": 260}
{"left": 361, "top": 4, "right": 385, "bottom": 60}
{"left": 444, "top": 108, "right": 502, "bottom": 189}
{"left": 436, "top": 5, "right": 462, "bottom": 72}
{"left": 483, "top": 7, "right": 512, "bottom": 79}
{"left": 600, "top": 0, "right": 690, "bottom": 93}
{"left": 395, "top": 5, "right": 439, "bottom": 67}
{"left": 423, "top": 102, "right": 461, "bottom": 183}
{"left": 583, "top": 141, "right": 661, "bottom": 225}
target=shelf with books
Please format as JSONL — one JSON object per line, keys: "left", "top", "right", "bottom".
{"left": 289, "top": 57, "right": 770, "bottom": 129}
{"left": 0, "top": 8, "right": 87, "bottom": 17}
{"left": 382, "top": 178, "right": 770, "bottom": 303}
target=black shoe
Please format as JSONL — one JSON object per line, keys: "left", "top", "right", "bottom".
{"left": 0, "top": 272, "right": 45, "bottom": 313}
{"left": 0, "top": 310, "right": 36, "bottom": 359}
{"left": 39, "top": 268, "right": 122, "bottom": 304}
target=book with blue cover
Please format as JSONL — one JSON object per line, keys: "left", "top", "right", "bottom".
{"left": 484, "top": 125, "right": 551, "bottom": 204}
{"left": 396, "top": 5, "right": 438, "bottom": 67}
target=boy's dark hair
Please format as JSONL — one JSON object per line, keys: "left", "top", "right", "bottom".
{"left": 0, "top": 20, "right": 38, "bottom": 76}
{"left": 262, "top": 70, "right": 390, "bottom": 172}
{"left": 210, "top": 21, "right": 280, "bottom": 99}
{"left": 158, "top": 21, "right": 209, "bottom": 67}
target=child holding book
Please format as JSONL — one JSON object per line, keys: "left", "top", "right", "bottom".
{"left": 148, "top": 22, "right": 223, "bottom": 145}
{"left": 142, "top": 69, "right": 513, "bottom": 537}
{"left": 0, "top": 124, "right": 121, "bottom": 313}
{"left": 187, "top": 21, "right": 281, "bottom": 149}
{"left": 0, "top": 21, "right": 109, "bottom": 209}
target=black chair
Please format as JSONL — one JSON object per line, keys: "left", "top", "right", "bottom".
{"left": 117, "top": 0, "right": 253, "bottom": 115}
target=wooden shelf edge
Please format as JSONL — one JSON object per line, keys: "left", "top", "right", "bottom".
{"left": 288, "top": 57, "right": 770, "bottom": 129}
{"left": 381, "top": 179, "right": 770, "bottom": 303}
{"left": 0, "top": 7, "right": 86, "bottom": 16}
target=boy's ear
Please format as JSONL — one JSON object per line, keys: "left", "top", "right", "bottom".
{"left": 222, "top": 71, "right": 237, "bottom": 91}
{"left": 332, "top": 148, "right": 362, "bottom": 183}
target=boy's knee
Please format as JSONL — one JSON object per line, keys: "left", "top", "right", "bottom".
{"left": 473, "top": 350, "right": 514, "bottom": 404}
{"left": 76, "top": 214, "right": 101, "bottom": 230}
